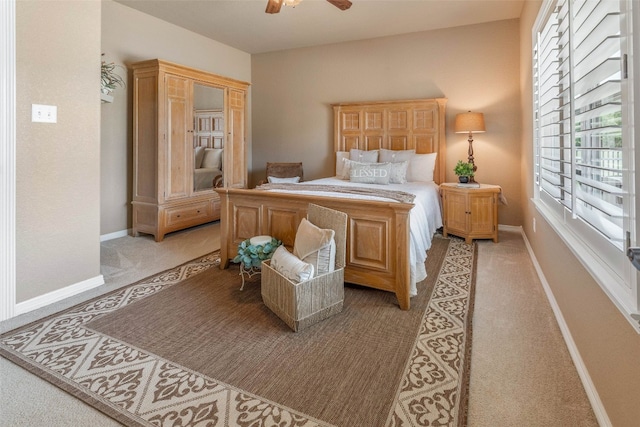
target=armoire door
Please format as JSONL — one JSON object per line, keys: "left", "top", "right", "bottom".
{"left": 164, "top": 74, "right": 191, "bottom": 201}
{"left": 226, "top": 89, "right": 246, "bottom": 188}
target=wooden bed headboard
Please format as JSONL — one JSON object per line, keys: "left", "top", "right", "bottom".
{"left": 332, "top": 98, "right": 447, "bottom": 184}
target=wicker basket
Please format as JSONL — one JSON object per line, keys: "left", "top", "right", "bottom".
{"left": 261, "top": 204, "right": 348, "bottom": 332}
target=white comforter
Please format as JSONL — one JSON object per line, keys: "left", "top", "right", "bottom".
{"left": 265, "top": 177, "right": 443, "bottom": 296}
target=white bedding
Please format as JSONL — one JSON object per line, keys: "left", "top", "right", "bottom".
{"left": 264, "top": 177, "right": 443, "bottom": 296}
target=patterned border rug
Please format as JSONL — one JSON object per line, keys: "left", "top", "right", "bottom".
{"left": 0, "top": 236, "right": 476, "bottom": 427}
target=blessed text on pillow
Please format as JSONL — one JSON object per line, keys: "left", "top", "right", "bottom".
{"left": 349, "top": 162, "right": 391, "bottom": 185}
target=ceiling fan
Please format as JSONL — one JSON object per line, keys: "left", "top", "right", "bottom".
{"left": 266, "top": 0, "right": 352, "bottom": 14}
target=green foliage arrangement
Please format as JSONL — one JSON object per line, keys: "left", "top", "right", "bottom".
{"left": 101, "top": 54, "right": 125, "bottom": 94}
{"left": 233, "top": 237, "right": 282, "bottom": 268}
{"left": 454, "top": 160, "right": 475, "bottom": 177}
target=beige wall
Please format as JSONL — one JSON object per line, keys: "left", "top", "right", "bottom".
{"left": 100, "top": 0, "right": 251, "bottom": 235}
{"left": 252, "top": 19, "right": 523, "bottom": 226}
{"left": 16, "top": 0, "right": 101, "bottom": 303}
{"left": 519, "top": 2, "right": 640, "bottom": 426}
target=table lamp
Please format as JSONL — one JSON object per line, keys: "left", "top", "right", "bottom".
{"left": 454, "top": 111, "right": 486, "bottom": 183}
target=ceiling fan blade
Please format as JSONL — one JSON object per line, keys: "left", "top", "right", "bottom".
{"left": 326, "top": 0, "right": 352, "bottom": 11}
{"left": 266, "top": 0, "right": 283, "bottom": 14}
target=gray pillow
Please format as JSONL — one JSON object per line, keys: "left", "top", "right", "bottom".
{"left": 350, "top": 149, "right": 379, "bottom": 163}
{"left": 379, "top": 148, "right": 415, "bottom": 163}
{"left": 388, "top": 161, "right": 409, "bottom": 184}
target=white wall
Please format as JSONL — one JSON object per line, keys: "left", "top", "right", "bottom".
{"left": 16, "top": 0, "right": 102, "bottom": 303}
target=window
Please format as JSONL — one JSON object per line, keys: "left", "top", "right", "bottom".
{"left": 533, "top": 0, "right": 639, "bottom": 331}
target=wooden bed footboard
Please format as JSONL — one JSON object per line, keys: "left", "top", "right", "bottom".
{"left": 215, "top": 188, "right": 414, "bottom": 310}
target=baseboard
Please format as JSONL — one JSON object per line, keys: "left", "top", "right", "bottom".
{"left": 100, "top": 229, "right": 130, "bottom": 242}
{"left": 519, "top": 229, "right": 612, "bottom": 427}
{"left": 498, "top": 224, "right": 522, "bottom": 232}
{"left": 14, "top": 274, "right": 105, "bottom": 316}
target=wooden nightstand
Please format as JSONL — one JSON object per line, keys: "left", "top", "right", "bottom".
{"left": 440, "top": 183, "right": 501, "bottom": 244}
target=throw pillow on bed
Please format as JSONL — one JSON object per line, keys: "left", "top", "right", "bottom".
{"left": 293, "top": 218, "right": 336, "bottom": 276}
{"left": 388, "top": 161, "right": 409, "bottom": 184}
{"left": 349, "top": 161, "right": 392, "bottom": 185}
{"left": 338, "top": 158, "right": 357, "bottom": 179}
{"left": 335, "top": 151, "right": 350, "bottom": 177}
{"left": 268, "top": 176, "right": 300, "bottom": 184}
{"left": 350, "top": 149, "right": 379, "bottom": 163}
{"left": 379, "top": 148, "right": 415, "bottom": 163}
{"left": 270, "top": 245, "right": 314, "bottom": 283}
{"left": 407, "top": 153, "right": 437, "bottom": 182}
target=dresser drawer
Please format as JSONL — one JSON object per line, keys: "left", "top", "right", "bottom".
{"left": 164, "top": 201, "right": 211, "bottom": 227}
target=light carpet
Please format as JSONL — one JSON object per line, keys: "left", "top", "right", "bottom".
{"left": 0, "top": 235, "right": 476, "bottom": 426}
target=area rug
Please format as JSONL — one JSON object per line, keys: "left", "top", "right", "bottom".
{"left": 0, "top": 235, "right": 476, "bottom": 427}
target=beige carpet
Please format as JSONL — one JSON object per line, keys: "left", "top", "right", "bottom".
{"left": 0, "top": 235, "right": 476, "bottom": 426}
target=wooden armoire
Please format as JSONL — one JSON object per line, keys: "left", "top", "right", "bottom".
{"left": 131, "top": 59, "right": 249, "bottom": 241}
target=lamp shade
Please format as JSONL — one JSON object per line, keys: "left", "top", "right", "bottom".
{"left": 455, "top": 112, "right": 486, "bottom": 133}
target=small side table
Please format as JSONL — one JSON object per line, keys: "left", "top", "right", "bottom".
{"left": 440, "top": 183, "right": 501, "bottom": 244}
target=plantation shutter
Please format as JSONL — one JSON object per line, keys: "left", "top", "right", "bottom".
{"left": 572, "top": 0, "right": 624, "bottom": 247}
{"left": 535, "top": 0, "right": 573, "bottom": 208}
{"left": 534, "top": 0, "right": 626, "bottom": 249}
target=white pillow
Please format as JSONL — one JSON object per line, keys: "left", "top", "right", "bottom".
{"left": 350, "top": 149, "right": 378, "bottom": 163}
{"left": 201, "top": 148, "right": 223, "bottom": 170}
{"left": 349, "top": 162, "right": 391, "bottom": 185}
{"left": 270, "top": 246, "right": 314, "bottom": 284}
{"left": 268, "top": 176, "right": 300, "bottom": 184}
{"left": 379, "top": 148, "right": 415, "bottom": 163}
{"left": 407, "top": 153, "right": 437, "bottom": 182}
{"left": 335, "top": 151, "right": 349, "bottom": 177}
{"left": 194, "top": 146, "right": 206, "bottom": 169}
{"left": 338, "top": 158, "right": 358, "bottom": 180}
{"left": 293, "top": 218, "right": 336, "bottom": 276}
{"left": 388, "top": 161, "right": 409, "bottom": 184}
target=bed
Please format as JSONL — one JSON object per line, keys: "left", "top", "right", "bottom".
{"left": 216, "top": 98, "right": 447, "bottom": 310}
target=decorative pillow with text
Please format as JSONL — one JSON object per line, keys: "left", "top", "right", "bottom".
{"left": 349, "top": 162, "right": 391, "bottom": 185}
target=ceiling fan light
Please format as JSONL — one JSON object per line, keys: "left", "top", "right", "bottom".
{"left": 283, "top": 0, "right": 302, "bottom": 7}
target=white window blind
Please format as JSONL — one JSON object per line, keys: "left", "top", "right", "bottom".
{"left": 533, "top": 0, "right": 639, "bottom": 331}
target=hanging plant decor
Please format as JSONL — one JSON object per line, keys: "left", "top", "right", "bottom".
{"left": 101, "top": 53, "right": 126, "bottom": 95}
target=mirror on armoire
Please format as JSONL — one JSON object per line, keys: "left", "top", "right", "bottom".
{"left": 193, "top": 83, "right": 225, "bottom": 192}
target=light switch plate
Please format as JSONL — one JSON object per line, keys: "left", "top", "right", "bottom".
{"left": 32, "top": 104, "right": 57, "bottom": 123}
